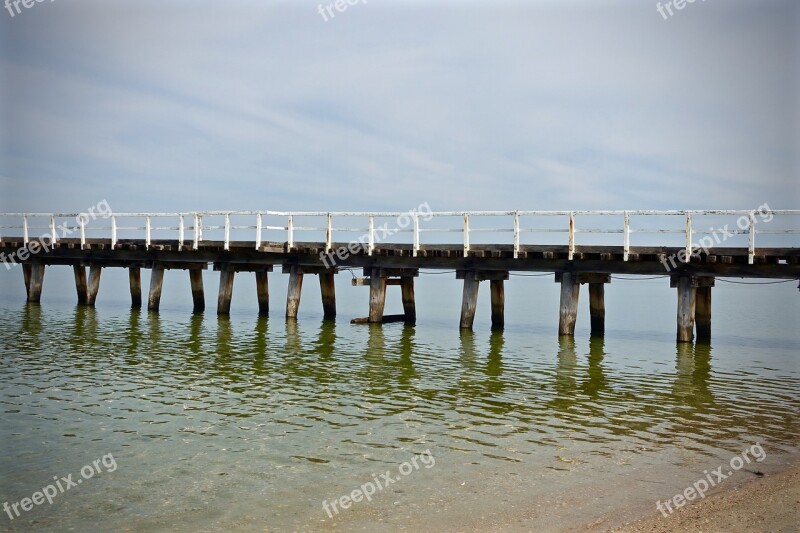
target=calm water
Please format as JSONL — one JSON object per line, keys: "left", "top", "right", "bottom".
{"left": 0, "top": 272, "right": 798, "bottom": 531}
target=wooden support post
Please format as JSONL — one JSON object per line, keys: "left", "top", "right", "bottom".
{"left": 558, "top": 272, "right": 580, "bottom": 336}
{"left": 87, "top": 265, "right": 102, "bottom": 306}
{"left": 190, "top": 269, "right": 205, "bottom": 314}
{"left": 369, "top": 271, "right": 387, "bottom": 323}
{"left": 676, "top": 276, "right": 696, "bottom": 343}
{"left": 217, "top": 267, "right": 235, "bottom": 315}
{"left": 319, "top": 272, "right": 336, "bottom": 319}
{"left": 401, "top": 277, "right": 416, "bottom": 324}
{"left": 588, "top": 283, "right": 605, "bottom": 337}
{"left": 255, "top": 271, "right": 269, "bottom": 316}
{"left": 23, "top": 264, "right": 32, "bottom": 300}
{"left": 490, "top": 279, "right": 504, "bottom": 330}
{"left": 460, "top": 271, "right": 480, "bottom": 330}
{"left": 286, "top": 267, "right": 304, "bottom": 319}
{"left": 73, "top": 265, "right": 88, "bottom": 305}
{"left": 26, "top": 263, "right": 45, "bottom": 303}
{"left": 129, "top": 267, "right": 142, "bottom": 309}
{"left": 696, "top": 285, "right": 712, "bottom": 342}
{"left": 148, "top": 265, "right": 165, "bottom": 312}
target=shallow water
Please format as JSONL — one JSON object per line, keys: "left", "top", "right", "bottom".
{"left": 0, "top": 274, "right": 798, "bottom": 531}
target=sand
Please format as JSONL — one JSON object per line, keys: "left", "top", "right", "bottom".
{"left": 613, "top": 464, "right": 800, "bottom": 533}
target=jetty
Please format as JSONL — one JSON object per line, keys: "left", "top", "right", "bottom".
{"left": 1, "top": 209, "right": 798, "bottom": 343}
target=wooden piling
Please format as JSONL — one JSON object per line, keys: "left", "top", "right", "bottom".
{"left": 369, "top": 271, "right": 387, "bottom": 323}
{"left": 558, "top": 272, "right": 580, "bottom": 336}
{"left": 87, "top": 266, "right": 102, "bottom": 306}
{"left": 129, "top": 267, "right": 142, "bottom": 309}
{"left": 217, "top": 267, "right": 235, "bottom": 315}
{"left": 319, "top": 272, "right": 336, "bottom": 319}
{"left": 148, "top": 265, "right": 165, "bottom": 312}
{"left": 490, "top": 279, "right": 504, "bottom": 330}
{"left": 255, "top": 271, "right": 269, "bottom": 316}
{"left": 695, "top": 283, "right": 712, "bottom": 341}
{"left": 286, "top": 268, "right": 304, "bottom": 319}
{"left": 401, "top": 276, "right": 416, "bottom": 324}
{"left": 460, "top": 271, "right": 480, "bottom": 330}
{"left": 26, "top": 263, "right": 45, "bottom": 303}
{"left": 73, "top": 265, "right": 88, "bottom": 305}
{"left": 23, "top": 264, "right": 32, "bottom": 300}
{"left": 190, "top": 269, "right": 205, "bottom": 314}
{"left": 676, "top": 276, "right": 696, "bottom": 343}
{"left": 588, "top": 283, "right": 605, "bottom": 337}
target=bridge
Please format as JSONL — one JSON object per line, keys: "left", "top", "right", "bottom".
{"left": 1, "top": 209, "right": 798, "bottom": 343}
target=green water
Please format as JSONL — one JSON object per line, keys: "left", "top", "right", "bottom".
{"left": 0, "top": 274, "right": 798, "bottom": 531}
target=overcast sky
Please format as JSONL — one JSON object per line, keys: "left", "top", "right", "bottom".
{"left": 1, "top": 0, "right": 797, "bottom": 214}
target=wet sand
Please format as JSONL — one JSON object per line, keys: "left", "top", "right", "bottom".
{"left": 613, "top": 464, "right": 799, "bottom": 533}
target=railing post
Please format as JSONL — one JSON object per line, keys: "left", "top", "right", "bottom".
{"left": 179, "top": 215, "right": 185, "bottom": 247}
{"left": 255, "top": 213, "right": 262, "bottom": 250}
{"left": 684, "top": 213, "right": 692, "bottom": 262}
{"left": 568, "top": 212, "right": 575, "bottom": 260}
{"left": 413, "top": 212, "right": 420, "bottom": 257}
{"left": 224, "top": 213, "right": 230, "bottom": 251}
{"left": 368, "top": 216, "right": 374, "bottom": 256}
{"left": 463, "top": 214, "right": 470, "bottom": 256}
{"left": 23, "top": 215, "right": 28, "bottom": 245}
{"left": 287, "top": 215, "right": 294, "bottom": 250}
{"left": 748, "top": 211, "right": 755, "bottom": 265}
{"left": 80, "top": 216, "right": 86, "bottom": 250}
{"left": 513, "top": 210, "right": 520, "bottom": 259}
{"left": 193, "top": 213, "right": 200, "bottom": 250}
{"left": 326, "top": 213, "right": 332, "bottom": 252}
{"left": 623, "top": 211, "right": 630, "bottom": 261}
{"left": 50, "top": 215, "right": 57, "bottom": 245}
{"left": 111, "top": 215, "right": 117, "bottom": 249}
{"left": 146, "top": 215, "right": 151, "bottom": 250}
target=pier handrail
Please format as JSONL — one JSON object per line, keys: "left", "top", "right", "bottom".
{"left": 0, "top": 210, "right": 798, "bottom": 265}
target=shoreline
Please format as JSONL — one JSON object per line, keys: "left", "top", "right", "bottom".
{"left": 612, "top": 462, "right": 800, "bottom": 532}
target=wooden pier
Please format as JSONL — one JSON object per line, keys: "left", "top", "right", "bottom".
{"left": 1, "top": 209, "right": 798, "bottom": 343}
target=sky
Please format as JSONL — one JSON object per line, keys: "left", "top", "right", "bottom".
{"left": 1, "top": 0, "right": 798, "bottom": 214}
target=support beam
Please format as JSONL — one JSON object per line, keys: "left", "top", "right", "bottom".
{"left": 286, "top": 267, "right": 304, "bottom": 319}
{"left": 73, "top": 265, "right": 88, "bottom": 305}
{"left": 23, "top": 264, "right": 32, "bottom": 300}
{"left": 26, "top": 263, "right": 45, "bottom": 303}
{"left": 588, "top": 283, "right": 605, "bottom": 337}
{"left": 87, "top": 265, "right": 102, "bottom": 306}
{"left": 190, "top": 269, "right": 205, "bottom": 314}
{"left": 695, "top": 285, "right": 712, "bottom": 342}
{"left": 401, "top": 276, "right": 416, "bottom": 324}
{"left": 217, "top": 267, "right": 235, "bottom": 315}
{"left": 369, "top": 271, "right": 387, "bottom": 323}
{"left": 460, "top": 271, "right": 480, "bottom": 329}
{"left": 148, "top": 265, "right": 165, "bottom": 312}
{"left": 558, "top": 272, "right": 580, "bottom": 336}
{"left": 319, "top": 272, "right": 336, "bottom": 319}
{"left": 676, "top": 276, "right": 696, "bottom": 343}
{"left": 129, "top": 267, "right": 142, "bottom": 309}
{"left": 255, "top": 271, "right": 269, "bottom": 316}
{"left": 490, "top": 279, "right": 504, "bottom": 330}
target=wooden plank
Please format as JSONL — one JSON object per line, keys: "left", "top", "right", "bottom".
{"left": 319, "top": 272, "right": 336, "bottom": 319}
{"left": 460, "top": 272, "right": 480, "bottom": 330}
{"left": 129, "top": 267, "right": 142, "bottom": 309}
{"left": 676, "top": 276, "right": 696, "bottom": 343}
{"left": 87, "top": 265, "right": 102, "bottom": 306}
{"left": 490, "top": 279, "right": 504, "bottom": 330}
{"left": 255, "top": 271, "right": 269, "bottom": 316}
{"left": 148, "top": 265, "right": 165, "bottom": 312}
{"left": 351, "top": 314, "right": 406, "bottom": 324}
{"left": 558, "top": 272, "right": 580, "bottom": 336}
{"left": 73, "top": 265, "right": 88, "bottom": 305}
{"left": 190, "top": 269, "right": 205, "bottom": 314}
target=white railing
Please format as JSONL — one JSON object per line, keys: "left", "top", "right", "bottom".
{"left": 0, "top": 210, "right": 798, "bottom": 265}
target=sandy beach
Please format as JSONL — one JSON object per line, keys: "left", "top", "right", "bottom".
{"left": 614, "top": 464, "right": 800, "bottom": 533}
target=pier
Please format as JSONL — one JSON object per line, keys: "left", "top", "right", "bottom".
{"left": 1, "top": 209, "right": 798, "bottom": 343}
